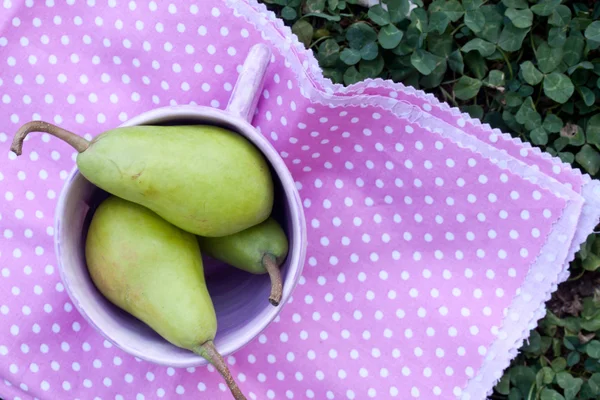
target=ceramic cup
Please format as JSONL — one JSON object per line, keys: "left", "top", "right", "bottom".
{"left": 54, "top": 43, "right": 307, "bottom": 367}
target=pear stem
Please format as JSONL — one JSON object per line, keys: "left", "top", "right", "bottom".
{"left": 262, "top": 254, "right": 283, "bottom": 307}
{"left": 11, "top": 121, "right": 90, "bottom": 156}
{"left": 195, "top": 341, "right": 246, "bottom": 400}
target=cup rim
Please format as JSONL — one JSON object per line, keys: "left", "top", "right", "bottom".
{"left": 54, "top": 104, "right": 307, "bottom": 367}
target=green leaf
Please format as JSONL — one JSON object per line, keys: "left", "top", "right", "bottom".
{"left": 587, "top": 341, "right": 600, "bottom": 358}
{"left": 428, "top": 12, "right": 449, "bottom": 34}
{"left": 537, "top": 42, "right": 564, "bottom": 74}
{"left": 485, "top": 70, "right": 505, "bottom": 88}
{"left": 567, "top": 61, "right": 594, "bottom": 75}
{"left": 541, "top": 387, "right": 565, "bottom": 400}
{"left": 590, "top": 373, "right": 600, "bottom": 394}
{"left": 504, "top": 110, "right": 523, "bottom": 132}
{"left": 530, "top": 127, "right": 548, "bottom": 145}
{"left": 343, "top": 66, "right": 364, "bottom": 85}
{"left": 585, "top": 21, "right": 600, "bottom": 42}
{"left": 292, "top": 20, "right": 314, "bottom": 48}
{"left": 460, "top": 104, "right": 484, "bottom": 120}
{"left": 505, "top": 8, "right": 533, "bottom": 29}
{"left": 498, "top": 23, "right": 530, "bottom": 52}
{"left": 570, "top": 17, "right": 593, "bottom": 32}
{"left": 462, "top": 38, "right": 496, "bottom": 57}
{"left": 378, "top": 24, "right": 403, "bottom": 49}
{"left": 579, "top": 87, "right": 596, "bottom": 107}
{"left": 583, "top": 253, "right": 600, "bottom": 271}
{"left": 549, "top": 5, "right": 571, "bottom": 27}
{"left": 543, "top": 114, "right": 563, "bottom": 133}
{"left": 576, "top": 144, "right": 600, "bottom": 175}
{"left": 505, "top": 92, "right": 523, "bottom": 107}
{"left": 427, "top": 33, "right": 453, "bottom": 57}
{"left": 521, "top": 61, "right": 544, "bottom": 85}
{"left": 410, "top": 49, "right": 443, "bottom": 75}
{"left": 359, "top": 55, "right": 385, "bottom": 78}
{"left": 465, "top": 52, "right": 488, "bottom": 79}
{"left": 557, "top": 371, "right": 583, "bottom": 400}
{"left": 322, "top": 67, "right": 344, "bottom": 84}
{"left": 454, "top": 75, "right": 482, "bottom": 100}
{"left": 448, "top": 49, "right": 464, "bottom": 74}
{"left": 410, "top": 7, "right": 428, "bottom": 33}
{"left": 462, "top": 0, "right": 483, "bottom": 11}
{"left": 346, "top": 22, "right": 377, "bottom": 49}
{"left": 510, "top": 365, "right": 537, "bottom": 396}
{"left": 420, "top": 58, "right": 447, "bottom": 88}
{"left": 563, "top": 35, "right": 585, "bottom": 66}
{"left": 340, "top": 48, "right": 361, "bottom": 65}
{"left": 549, "top": 27, "right": 567, "bottom": 48}
{"left": 586, "top": 114, "right": 600, "bottom": 149}
{"left": 495, "top": 371, "right": 511, "bottom": 395}
{"left": 305, "top": 0, "right": 326, "bottom": 12}
{"left": 464, "top": 9, "right": 485, "bottom": 33}
{"left": 317, "top": 39, "right": 340, "bottom": 67}
{"left": 518, "top": 84, "right": 534, "bottom": 97}
{"left": 531, "top": 0, "right": 561, "bottom": 17}
{"left": 368, "top": 5, "right": 390, "bottom": 26}
{"left": 477, "top": 5, "right": 503, "bottom": 43}
{"left": 563, "top": 337, "right": 577, "bottom": 351}
{"left": 516, "top": 97, "right": 541, "bottom": 130}
{"left": 360, "top": 42, "right": 379, "bottom": 60}
{"left": 303, "top": 11, "right": 341, "bottom": 21}
{"left": 538, "top": 367, "right": 556, "bottom": 387}
{"left": 404, "top": 25, "right": 425, "bottom": 49}
{"left": 385, "top": 0, "right": 411, "bottom": 24}
{"left": 281, "top": 6, "right": 297, "bottom": 20}
{"left": 508, "top": 388, "right": 522, "bottom": 400}
{"left": 544, "top": 72, "right": 575, "bottom": 103}
{"left": 502, "top": 0, "right": 527, "bottom": 8}
{"left": 522, "top": 330, "right": 543, "bottom": 354}
{"left": 430, "top": 0, "right": 464, "bottom": 22}
{"left": 567, "top": 351, "right": 581, "bottom": 366}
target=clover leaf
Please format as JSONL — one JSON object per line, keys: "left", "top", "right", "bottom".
{"left": 544, "top": 72, "right": 575, "bottom": 103}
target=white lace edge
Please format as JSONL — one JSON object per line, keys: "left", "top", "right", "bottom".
{"left": 245, "top": 0, "right": 590, "bottom": 188}
{"left": 462, "top": 179, "right": 600, "bottom": 400}
{"left": 224, "top": 1, "right": 600, "bottom": 399}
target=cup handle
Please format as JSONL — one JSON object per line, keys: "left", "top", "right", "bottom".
{"left": 226, "top": 43, "right": 272, "bottom": 124}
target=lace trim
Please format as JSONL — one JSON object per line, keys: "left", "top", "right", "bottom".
{"left": 245, "top": 0, "right": 589, "bottom": 189}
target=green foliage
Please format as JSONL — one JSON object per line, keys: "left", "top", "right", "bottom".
{"left": 259, "top": 1, "right": 600, "bottom": 398}
{"left": 264, "top": 0, "right": 600, "bottom": 180}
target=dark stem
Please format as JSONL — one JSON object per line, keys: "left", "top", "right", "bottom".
{"left": 11, "top": 121, "right": 90, "bottom": 156}
{"left": 262, "top": 254, "right": 283, "bottom": 307}
{"left": 195, "top": 341, "right": 246, "bottom": 400}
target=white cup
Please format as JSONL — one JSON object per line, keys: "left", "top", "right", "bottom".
{"left": 53, "top": 44, "right": 307, "bottom": 367}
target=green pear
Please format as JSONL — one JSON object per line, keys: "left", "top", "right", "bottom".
{"left": 197, "top": 217, "right": 289, "bottom": 307}
{"left": 85, "top": 195, "right": 246, "bottom": 400}
{"left": 11, "top": 121, "right": 273, "bottom": 237}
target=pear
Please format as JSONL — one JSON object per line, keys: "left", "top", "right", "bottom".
{"left": 85, "top": 195, "right": 246, "bottom": 400}
{"left": 197, "top": 217, "right": 289, "bottom": 307}
{"left": 11, "top": 121, "right": 274, "bottom": 237}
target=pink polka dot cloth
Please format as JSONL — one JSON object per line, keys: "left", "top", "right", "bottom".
{"left": 1, "top": 1, "right": 600, "bottom": 400}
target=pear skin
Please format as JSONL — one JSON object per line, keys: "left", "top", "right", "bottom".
{"left": 197, "top": 217, "right": 289, "bottom": 306}
{"left": 85, "top": 195, "right": 246, "bottom": 400}
{"left": 11, "top": 121, "right": 274, "bottom": 237}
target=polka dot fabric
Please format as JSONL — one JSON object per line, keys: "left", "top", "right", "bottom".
{"left": 1, "top": 1, "right": 599, "bottom": 400}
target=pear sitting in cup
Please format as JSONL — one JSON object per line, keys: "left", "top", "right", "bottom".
{"left": 11, "top": 121, "right": 274, "bottom": 237}
{"left": 198, "top": 217, "right": 289, "bottom": 307}
{"left": 85, "top": 195, "right": 247, "bottom": 400}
